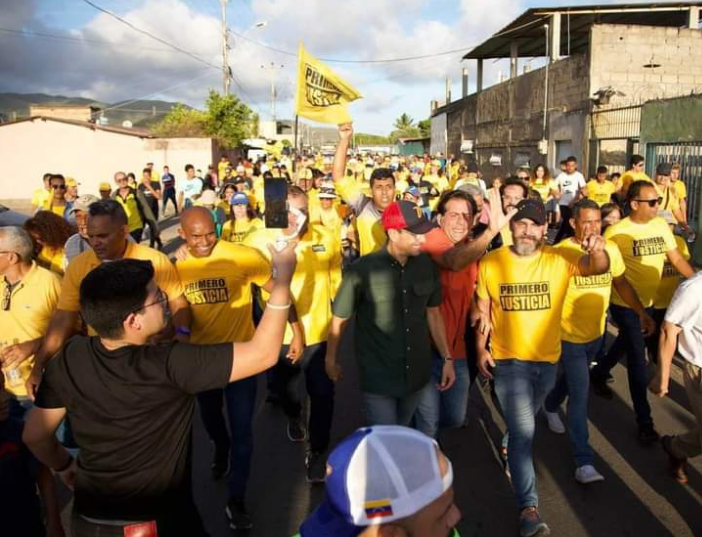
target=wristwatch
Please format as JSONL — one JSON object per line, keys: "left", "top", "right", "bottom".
{"left": 443, "top": 356, "right": 454, "bottom": 364}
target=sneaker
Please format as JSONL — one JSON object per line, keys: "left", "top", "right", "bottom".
{"left": 575, "top": 465, "right": 605, "bottom": 484}
{"left": 544, "top": 410, "right": 566, "bottom": 434}
{"left": 590, "top": 372, "right": 613, "bottom": 399}
{"left": 211, "top": 444, "right": 230, "bottom": 480}
{"left": 519, "top": 507, "right": 550, "bottom": 537}
{"left": 661, "top": 435, "right": 688, "bottom": 483}
{"left": 226, "top": 498, "right": 253, "bottom": 530}
{"left": 287, "top": 416, "right": 308, "bottom": 443}
{"left": 305, "top": 451, "right": 327, "bottom": 484}
{"left": 638, "top": 425, "right": 660, "bottom": 446}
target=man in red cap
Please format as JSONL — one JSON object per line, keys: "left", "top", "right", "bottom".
{"left": 325, "top": 200, "right": 455, "bottom": 426}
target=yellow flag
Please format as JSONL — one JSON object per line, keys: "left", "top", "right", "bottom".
{"left": 295, "top": 43, "right": 362, "bottom": 124}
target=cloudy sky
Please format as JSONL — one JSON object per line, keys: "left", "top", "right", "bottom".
{"left": 0, "top": 0, "right": 668, "bottom": 134}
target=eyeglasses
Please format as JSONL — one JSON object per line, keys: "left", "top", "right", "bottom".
{"left": 633, "top": 197, "right": 663, "bottom": 207}
{"left": 51, "top": 184, "right": 67, "bottom": 190}
{"left": 125, "top": 288, "right": 168, "bottom": 319}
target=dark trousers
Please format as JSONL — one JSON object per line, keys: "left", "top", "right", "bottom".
{"left": 591, "top": 304, "right": 654, "bottom": 429}
{"left": 70, "top": 505, "right": 208, "bottom": 537}
{"left": 197, "top": 376, "right": 256, "bottom": 499}
{"left": 272, "top": 342, "right": 334, "bottom": 453}
{"left": 646, "top": 308, "right": 666, "bottom": 365}
{"left": 162, "top": 187, "right": 178, "bottom": 215}
{"left": 555, "top": 205, "right": 575, "bottom": 242}
{"left": 129, "top": 228, "right": 143, "bottom": 243}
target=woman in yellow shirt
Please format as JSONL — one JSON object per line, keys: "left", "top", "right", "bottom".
{"left": 530, "top": 164, "right": 560, "bottom": 226}
{"left": 23, "top": 210, "right": 76, "bottom": 275}
{"left": 222, "top": 192, "right": 263, "bottom": 243}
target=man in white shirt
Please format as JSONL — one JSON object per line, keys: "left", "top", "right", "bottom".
{"left": 554, "top": 156, "right": 586, "bottom": 242}
{"left": 650, "top": 272, "right": 702, "bottom": 484}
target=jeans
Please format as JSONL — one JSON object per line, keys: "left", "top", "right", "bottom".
{"left": 493, "top": 359, "right": 557, "bottom": 509}
{"left": 414, "top": 355, "right": 471, "bottom": 438}
{"left": 554, "top": 205, "right": 574, "bottom": 242}
{"left": 70, "top": 505, "right": 207, "bottom": 537}
{"left": 591, "top": 304, "right": 653, "bottom": 429}
{"left": 545, "top": 338, "right": 602, "bottom": 467}
{"left": 362, "top": 389, "right": 424, "bottom": 427}
{"left": 162, "top": 187, "right": 178, "bottom": 214}
{"left": 197, "top": 376, "right": 257, "bottom": 499}
{"left": 271, "top": 343, "right": 334, "bottom": 453}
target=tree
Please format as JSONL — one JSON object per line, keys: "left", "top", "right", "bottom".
{"left": 389, "top": 112, "right": 423, "bottom": 143}
{"left": 417, "top": 118, "right": 431, "bottom": 137}
{"left": 393, "top": 113, "right": 415, "bottom": 131}
{"left": 151, "top": 103, "right": 206, "bottom": 138}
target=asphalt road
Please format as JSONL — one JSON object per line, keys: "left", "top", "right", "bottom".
{"left": 45, "top": 211, "right": 702, "bottom": 537}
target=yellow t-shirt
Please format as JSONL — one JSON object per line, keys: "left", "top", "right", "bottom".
{"left": 335, "top": 175, "right": 387, "bottom": 256}
{"left": 530, "top": 179, "right": 559, "bottom": 202}
{"left": 655, "top": 184, "right": 681, "bottom": 223}
{"left": 175, "top": 240, "right": 270, "bottom": 344}
{"left": 0, "top": 263, "right": 61, "bottom": 397}
{"left": 586, "top": 180, "right": 616, "bottom": 206}
{"left": 673, "top": 179, "right": 687, "bottom": 200}
{"left": 114, "top": 190, "right": 143, "bottom": 232}
{"left": 31, "top": 188, "right": 51, "bottom": 209}
{"left": 41, "top": 199, "right": 67, "bottom": 218}
{"left": 244, "top": 224, "right": 342, "bottom": 345}
{"left": 654, "top": 235, "right": 690, "bottom": 310}
{"left": 605, "top": 216, "right": 678, "bottom": 308}
{"left": 556, "top": 239, "right": 626, "bottom": 343}
{"left": 476, "top": 245, "right": 578, "bottom": 363}
{"left": 37, "top": 246, "right": 66, "bottom": 276}
{"left": 58, "top": 242, "right": 184, "bottom": 314}
{"left": 619, "top": 170, "right": 652, "bottom": 195}
{"left": 222, "top": 218, "right": 263, "bottom": 244}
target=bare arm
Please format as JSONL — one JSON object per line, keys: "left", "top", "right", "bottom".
{"left": 474, "top": 297, "right": 495, "bottom": 378}
{"left": 577, "top": 235, "right": 610, "bottom": 277}
{"left": 612, "top": 275, "right": 656, "bottom": 336}
{"left": 36, "top": 463, "right": 65, "bottom": 536}
{"left": 324, "top": 315, "right": 350, "bottom": 382}
{"left": 667, "top": 248, "right": 695, "bottom": 279}
{"left": 332, "top": 124, "right": 353, "bottom": 183}
{"left": 649, "top": 321, "right": 681, "bottom": 397}
{"left": 427, "top": 306, "right": 455, "bottom": 391}
{"left": 23, "top": 407, "right": 77, "bottom": 491}
{"left": 228, "top": 243, "right": 296, "bottom": 382}
{"left": 262, "top": 277, "right": 305, "bottom": 362}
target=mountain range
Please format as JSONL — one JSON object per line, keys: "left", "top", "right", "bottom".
{"left": 0, "top": 92, "right": 185, "bottom": 128}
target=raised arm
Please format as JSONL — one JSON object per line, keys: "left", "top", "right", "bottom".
{"left": 577, "top": 235, "right": 610, "bottom": 277}
{"left": 332, "top": 123, "right": 353, "bottom": 183}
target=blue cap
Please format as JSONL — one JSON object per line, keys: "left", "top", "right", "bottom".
{"left": 404, "top": 186, "right": 420, "bottom": 197}
{"left": 230, "top": 192, "right": 249, "bottom": 206}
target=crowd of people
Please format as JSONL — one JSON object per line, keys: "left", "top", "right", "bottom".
{"left": 1, "top": 121, "right": 701, "bottom": 537}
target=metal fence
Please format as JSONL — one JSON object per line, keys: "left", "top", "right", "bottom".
{"left": 646, "top": 142, "right": 702, "bottom": 225}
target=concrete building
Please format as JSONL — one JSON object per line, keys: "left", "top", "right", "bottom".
{"left": 0, "top": 116, "right": 218, "bottom": 202}
{"left": 28, "top": 103, "right": 102, "bottom": 123}
{"left": 431, "top": 2, "right": 702, "bottom": 180}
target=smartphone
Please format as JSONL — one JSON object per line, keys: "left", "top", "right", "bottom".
{"left": 264, "top": 178, "right": 288, "bottom": 229}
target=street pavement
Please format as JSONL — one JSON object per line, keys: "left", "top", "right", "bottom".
{"left": 40, "top": 210, "right": 702, "bottom": 537}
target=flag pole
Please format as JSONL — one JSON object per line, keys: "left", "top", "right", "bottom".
{"left": 294, "top": 115, "right": 299, "bottom": 166}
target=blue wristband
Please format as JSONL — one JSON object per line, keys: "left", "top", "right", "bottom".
{"left": 175, "top": 326, "right": 191, "bottom": 336}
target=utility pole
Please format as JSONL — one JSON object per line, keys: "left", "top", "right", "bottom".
{"left": 221, "top": 0, "right": 230, "bottom": 95}
{"left": 260, "top": 62, "right": 284, "bottom": 120}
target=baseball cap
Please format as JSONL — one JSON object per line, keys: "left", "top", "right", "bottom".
{"left": 70, "top": 194, "right": 99, "bottom": 214}
{"left": 318, "top": 186, "right": 337, "bottom": 199}
{"left": 299, "top": 426, "right": 453, "bottom": 537}
{"left": 230, "top": 192, "right": 249, "bottom": 206}
{"left": 656, "top": 162, "right": 672, "bottom": 176}
{"left": 381, "top": 200, "right": 434, "bottom": 234}
{"left": 99, "top": 182, "right": 111, "bottom": 192}
{"left": 66, "top": 177, "right": 79, "bottom": 188}
{"left": 199, "top": 190, "right": 217, "bottom": 205}
{"left": 513, "top": 198, "right": 546, "bottom": 226}
{"left": 404, "top": 186, "right": 420, "bottom": 198}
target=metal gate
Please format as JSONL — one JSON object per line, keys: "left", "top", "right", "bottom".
{"left": 646, "top": 142, "right": 702, "bottom": 225}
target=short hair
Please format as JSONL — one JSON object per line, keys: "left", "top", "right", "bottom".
{"left": 42, "top": 173, "right": 52, "bottom": 182}
{"left": 630, "top": 154, "right": 645, "bottom": 167}
{"left": 437, "top": 190, "right": 476, "bottom": 216}
{"left": 572, "top": 198, "right": 600, "bottom": 220}
{"left": 142, "top": 167, "right": 152, "bottom": 175}
{"left": 49, "top": 174, "right": 65, "bottom": 183}
{"left": 596, "top": 166, "right": 608, "bottom": 175}
{"left": 565, "top": 156, "right": 577, "bottom": 164}
{"left": 369, "top": 168, "right": 395, "bottom": 187}
{"left": 458, "top": 183, "right": 483, "bottom": 199}
{"left": 80, "top": 259, "right": 155, "bottom": 339}
{"left": 287, "top": 184, "right": 307, "bottom": 198}
{"left": 185, "top": 164, "right": 194, "bottom": 172}
{"left": 89, "top": 199, "right": 128, "bottom": 226}
{"left": 610, "top": 172, "right": 621, "bottom": 180}
{"left": 500, "top": 177, "right": 529, "bottom": 199}
{"left": 0, "top": 226, "right": 34, "bottom": 262}
{"left": 163, "top": 165, "right": 170, "bottom": 170}
{"left": 627, "top": 180, "right": 656, "bottom": 202}
{"left": 671, "top": 163, "right": 681, "bottom": 171}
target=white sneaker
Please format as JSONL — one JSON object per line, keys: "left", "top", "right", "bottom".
{"left": 544, "top": 410, "right": 566, "bottom": 434}
{"left": 575, "top": 465, "right": 605, "bottom": 484}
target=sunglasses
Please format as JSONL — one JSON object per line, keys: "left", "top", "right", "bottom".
{"left": 633, "top": 197, "right": 662, "bottom": 207}
{"left": 51, "top": 184, "right": 67, "bottom": 190}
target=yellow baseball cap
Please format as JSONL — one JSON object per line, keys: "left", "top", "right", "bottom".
{"left": 99, "top": 182, "right": 111, "bottom": 191}
{"left": 66, "top": 177, "right": 79, "bottom": 187}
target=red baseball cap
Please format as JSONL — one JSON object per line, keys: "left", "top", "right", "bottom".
{"left": 381, "top": 200, "right": 434, "bottom": 234}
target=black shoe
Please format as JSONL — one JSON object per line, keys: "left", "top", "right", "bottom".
{"left": 638, "top": 425, "right": 660, "bottom": 446}
{"left": 287, "top": 416, "right": 308, "bottom": 443}
{"left": 590, "top": 372, "right": 613, "bottom": 399}
{"left": 305, "top": 451, "right": 327, "bottom": 484}
{"left": 226, "top": 498, "right": 253, "bottom": 530}
{"left": 211, "top": 444, "right": 230, "bottom": 480}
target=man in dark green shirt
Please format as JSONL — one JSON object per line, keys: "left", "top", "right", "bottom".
{"left": 325, "top": 200, "right": 455, "bottom": 426}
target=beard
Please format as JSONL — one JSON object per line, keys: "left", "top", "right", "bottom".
{"left": 513, "top": 236, "right": 543, "bottom": 256}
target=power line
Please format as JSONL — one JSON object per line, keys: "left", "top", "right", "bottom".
{"left": 78, "top": 0, "right": 221, "bottom": 71}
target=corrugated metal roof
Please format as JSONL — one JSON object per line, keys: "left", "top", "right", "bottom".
{"left": 464, "top": 2, "right": 701, "bottom": 60}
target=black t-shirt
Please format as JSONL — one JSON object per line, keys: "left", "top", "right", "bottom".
{"left": 35, "top": 336, "right": 232, "bottom": 521}
{"left": 161, "top": 173, "right": 175, "bottom": 189}
{"left": 138, "top": 181, "right": 161, "bottom": 199}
